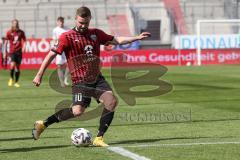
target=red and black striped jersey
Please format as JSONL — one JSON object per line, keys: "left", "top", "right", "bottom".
{"left": 51, "top": 28, "right": 114, "bottom": 84}
{"left": 6, "top": 29, "right": 26, "bottom": 54}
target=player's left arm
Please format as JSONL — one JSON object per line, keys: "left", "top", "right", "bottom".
{"left": 22, "top": 40, "right": 26, "bottom": 52}
{"left": 3, "top": 40, "right": 8, "bottom": 59}
{"left": 22, "top": 31, "right": 26, "bottom": 52}
{"left": 109, "top": 32, "right": 151, "bottom": 45}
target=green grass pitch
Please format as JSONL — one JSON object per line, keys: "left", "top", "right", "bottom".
{"left": 0, "top": 65, "right": 240, "bottom": 160}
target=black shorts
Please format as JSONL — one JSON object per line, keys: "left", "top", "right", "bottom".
{"left": 72, "top": 74, "right": 112, "bottom": 107}
{"left": 10, "top": 50, "right": 22, "bottom": 65}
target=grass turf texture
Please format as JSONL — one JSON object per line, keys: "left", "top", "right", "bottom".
{"left": 0, "top": 65, "right": 240, "bottom": 160}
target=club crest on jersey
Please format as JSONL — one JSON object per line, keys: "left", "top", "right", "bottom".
{"left": 84, "top": 45, "right": 93, "bottom": 55}
{"left": 90, "top": 34, "right": 97, "bottom": 41}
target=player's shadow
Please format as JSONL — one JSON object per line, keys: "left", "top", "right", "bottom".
{"left": 109, "top": 136, "right": 225, "bottom": 145}
{"left": 0, "top": 136, "right": 61, "bottom": 142}
{"left": 1, "top": 117, "right": 240, "bottom": 133}
{"left": 0, "top": 145, "right": 70, "bottom": 153}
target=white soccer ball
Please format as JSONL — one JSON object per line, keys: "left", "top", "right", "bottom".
{"left": 71, "top": 128, "right": 92, "bottom": 147}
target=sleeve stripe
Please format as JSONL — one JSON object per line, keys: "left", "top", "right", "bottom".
{"left": 51, "top": 49, "right": 62, "bottom": 55}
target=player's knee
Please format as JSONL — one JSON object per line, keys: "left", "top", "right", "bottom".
{"left": 57, "top": 65, "right": 61, "bottom": 69}
{"left": 15, "top": 67, "right": 20, "bottom": 72}
{"left": 104, "top": 96, "right": 118, "bottom": 111}
{"left": 10, "top": 64, "right": 15, "bottom": 69}
{"left": 72, "top": 105, "right": 85, "bottom": 117}
{"left": 72, "top": 109, "right": 83, "bottom": 117}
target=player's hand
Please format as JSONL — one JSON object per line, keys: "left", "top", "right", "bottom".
{"left": 33, "top": 74, "right": 42, "bottom": 87}
{"left": 2, "top": 51, "right": 6, "bottom": 59}
{"left": 137, "top": 32, "right": 151, "bottom": 40}
{"left": 22, "top": 46, "right": 25, "bottom": 53}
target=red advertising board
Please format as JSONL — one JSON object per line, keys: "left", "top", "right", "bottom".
{"left": 1, "top": 38, "right": 240, "bottom": 70}
{"left": 101, "top": 49, "right": 240, "bottom": 66}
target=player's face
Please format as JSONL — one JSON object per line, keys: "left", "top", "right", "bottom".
{"left": 57, "top": 20, "right": 64, "bottom": 28}
{"left": 75, "top": 15, "right": 91, "bottom": 33}
{"left": 11, "top": 20, "right": 18, "bottom": 30}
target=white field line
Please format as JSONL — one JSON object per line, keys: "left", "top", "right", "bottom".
{"left": 108, "top": 147, "right": 151, "bottom": 160}
{"left": 119, "top": 141, "right": 240, "bottom": 148}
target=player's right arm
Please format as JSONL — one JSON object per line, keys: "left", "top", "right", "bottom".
{"left": 33, "top": 33, "right": 68, "bottom": 87}
{"left": 2, "top": 40, "right": 8, "bottom": 59}
{"left": 52, "top": 28, "right": 57, "bottom": 43}
{"left": 33, "top": 51, "right": 57, "bottom": 87}
{"left": 3, "top": 31, "right": 10, "bottom": 59}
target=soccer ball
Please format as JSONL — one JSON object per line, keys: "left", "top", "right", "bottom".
{"left": 71, "top": 128, "right": 92, "bottom": 147}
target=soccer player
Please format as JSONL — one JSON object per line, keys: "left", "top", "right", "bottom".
{"left": 32, "top": 6, "right": 151, "bottom": 147}
{"left": 3, "top": 19, "right": 26, "bottom": 87}
{"left": 52, "top": 16, "right": 70, "bottom": 87}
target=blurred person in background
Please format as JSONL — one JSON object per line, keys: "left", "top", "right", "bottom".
{"left": 1, "top": 37, "right": 7, "bottom": 69}
{"left": 3, "top": 19, "right": 26, "bottom": 87}
{"left": 52, "top": 16, "right": 70, "bottom": 87}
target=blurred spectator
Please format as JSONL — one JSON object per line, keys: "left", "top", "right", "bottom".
{"left": 1, "top": 37, "right": 7, "bottom": 69}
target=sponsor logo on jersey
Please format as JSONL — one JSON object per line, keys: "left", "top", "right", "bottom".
{"left": 84, "top": 45, "right": 93, "bottom": 55}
